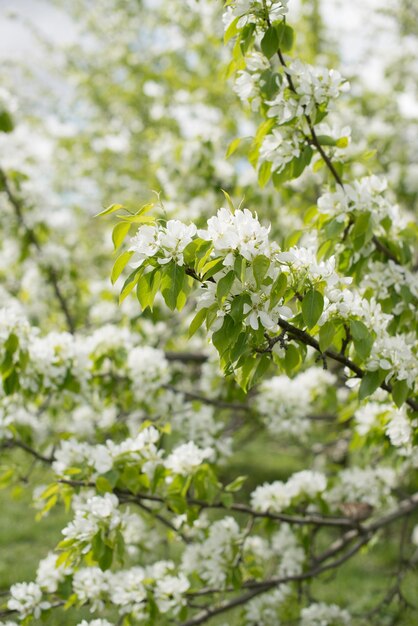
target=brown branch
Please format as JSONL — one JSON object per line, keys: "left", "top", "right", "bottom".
{"left": 266, "top": 17, "right": 404, "bottom": 266}
{"left": 268, "top": 318, "right": 418, "bottom": 412}
{"left": 0, "top": 167, "right": 76, "bottom": 333}
{"left": 163, "top": 384, "right": 249, "bottom": 412}
{"left": 1, "top": 439, "right": 53, "bottom": 464}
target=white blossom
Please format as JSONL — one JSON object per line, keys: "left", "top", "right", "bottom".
{"left": 165, "top": 441, "right": 213, "bottom": 475}
{"left": 300, "top": 602, "right": 351, "bottom": 626}
{"left": 8, "top": 582, "right": 50, "bottom": 619}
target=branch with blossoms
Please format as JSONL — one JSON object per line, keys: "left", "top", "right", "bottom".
{"left": 0, "top": 167, "right": 76, "bottom": 333}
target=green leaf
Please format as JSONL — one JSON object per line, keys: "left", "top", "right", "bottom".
{"left": 202, "top": 257, "right": 225, "bottom": 280}
{"left": 98, "top": 544, "right": 113, "bottom": 571}
{"left": 282, "top": 343, "right": 300, "bottom": 374}
{"left": 185, "top": 238, "right": 212, "bottom": 268}
{"left": 319, "top": 320, "right": 336, "bottom": 352}
{"left": 112, "top": 221, "right": 131, "bottom": 250}
{"left": 217, "top": 270, "right": 235, "bottom": 303}
{"left": 239, "top": 22, "right": 256, "bottom": 55}
{"left": 95, "top": 203, "right": 125, "bottom": 218}
{"left": 96, "top": 476, "right": 113, "bottom": 494}
{"left": 221, "top": 189, "right": 235, "bottom": 211}
{"left": 225, "top": 475, "right": 247, "bottom": 493}
{"left": 315, "top": 135, "right": 337, "bottom": 146}
{"left": 275, "top": 22, "right": 294, "bottom": 52}
{"left": 212, "top": 315, "right": 241, "bottom": 362}
{"left": 351, "top": 212, "right": 372, "bottom": 251}
{"left": 252, "top": 354, "right": 271, "bottom": 386}
{"left": 236, "top": 356, "right": 256, "bottom": 391}
{"left": 258, "top": 160, "right": 272, "bottom": 187}
{"left": 292, "top": 145, "right": 313, "bottom": 178}
{"left": 119, "top": 267, "right": 143, "bottom": 304}
{"left": 137, "top": 268, "right": 161, "bottom": 310}
{"left": 4, "top": 333, "right": 19, "bottom": 354}
{"left": 220, "top": 492, "right": 234, "bottom": 508}
{"left": 359, "top": 370, "right": 385, "bottom": 401}
{"left": 234, "top": 255, "right": 247, "bottom": 283}
{"left": 261, "top": 26, "right": 279, "bottom": 58}
{"left": 224, "top": 15, "right": 240, "bottom": 43}
{"left": 391, "top": 380, "right": 409, "bottom": 408}
{"left": 226, "top": 137, "right": 241, "bottom": 158}
{"left": 302, "top": 290, "right": 324, "bottom": 329}
{"left": 111, "top": 250, "right": 133, "bottom": 284}
{"left": 0, "top": 110, "right": 14, "bottom": 133}
{"left": 269, "top": 273, "right": 287, "bottom": 310}
{"left": 161, "top": 263, "right": 185, "bottom": 311}
{"left": 252, "top": 255, "right": 270, "bottom": 287}
{"left": 188, "top": 308, "right": 207, "bottom": 338}
{"left": 350, "top": 320, "right": 373, "bottom": 360}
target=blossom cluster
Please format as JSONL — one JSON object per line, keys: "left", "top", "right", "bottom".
{"left": 255, "top": 367, "right": 336, "bottom": 436}
{"left": 251, "top": 470, "right": 327, "bottom": 513}
{"left": 129, "top": 220, "right": 196, "bottom": 267}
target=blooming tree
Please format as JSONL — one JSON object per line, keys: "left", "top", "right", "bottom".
{"left": 0, "top": 1, "right": 417, "bottom": 625}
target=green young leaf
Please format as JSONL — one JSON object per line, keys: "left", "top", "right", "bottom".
{"left": 111, "top": 250, "right": 133, "bottom": 284}
{"left": 226, "top": 137, "right": 241, "bottom": 158}
{"left": 302, "top": 289, "right": 324, "bottom": 329}
{"left": 350, "top": 320, "right": 373, "bottom": 360}
{"left": 112, "top": 221, "right": 131, "bottom": 250}
{"left": 224, "top": 15, "right": 240, "bottom": 43}
{"left": 119, "top": 267, "right": 143, "bottom": 304}
{"left": 95, "top": 203, "right": 125, "bottom": 218}
{"left": 201, "top": 257, "right": 225, "bottom": 280}
{"left": 258, "top": 160, "right": 272, "bottom": 187}
{"left": 319, "top": 320, "right": 336, "bottom": 352}
{"left": 252, "top": 255, "right": 270, "bottom": 287}
{"left": 188, "top": 308, "right": 207, "bottom": 338}
{"left": 217, "top": 270, "right": 235, "bottom": 303}
{"left": 0, "top": 110, "right": 14, "bottom": 133}
{"left": 160, "top": 263, "right": 185, "bottom": 311}
{"left": 137, "top": 268, "right": 161, "bottom": 310}
{"left": 391, "top": 380, "right": 409, "bottom": 408}
{"left": 239, "top": 22, "right": 256, "bottom": 55}
{"left": 359, "top": 370, "right": 386, "bottom": 401}
{"left": 275, "top": 22, "right": 294, "bottom": 52}
{"left": 269, "top": 273, "right": 287, "bottom": 310}
{"left": 225, "top": 475, "right": 247, "bottom": 493}
{"left": 221, "top": 189, "right": 235, "bottom": 211}
{"left": 4, "top": 333, "right": 19, "bottom": 354}
{"left": 292, "top": 146, "right": 313, "bottom": 178}
{"left": 315, "top": 135, "right": 337, "bottom": 146}
{"left": 261, "top": 26, "right": 279, "bottom": 59}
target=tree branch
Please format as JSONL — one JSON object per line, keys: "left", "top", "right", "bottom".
{"left": 0, "top": 167, "right": 76, "bottom": 333}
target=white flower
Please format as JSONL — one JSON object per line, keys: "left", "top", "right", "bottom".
{"left": 251, "top": 481, "right": 291, "bottom": 513}
{"left": 36, "top": 552, "right": 72, "bottom": 593}
{"left": 128, "top": 224, "right": 159, "bottom": 267}
{"left": 199, "top": 207, "right": 271, "bottom": 265}
{"left": 385, "top": 409, "right": 412, "bottom": 447}
{"left": 154, "top": 573, "right": 190, "bottom": 614}
{"left": 157, "top": 220, "right": 197, "bottom": 265}
{"left": 73, "top": 568, "right": 109, "bottom": 611}
{"left": 107, "top": 567, "right": 147, "bottom": 617}
{"left": 165, "top": 441, "right": 213, "bottom": 475}
{"left": 300, "top": 602, "right": 351, "bottom": 626}
{"left": 259, "top": 128, "right": 302, "bottom": 173}
{"left": 127, "top": 346, "right": 170, "bottom": 398}
{"left": 8, "top": 582, "right": 51, "bottom": 619}
{"left": 182, "top": 517, "right": 241, "bottom": 587}
{"left": 326, "top": 467, "right": 396, "bottom": 509}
